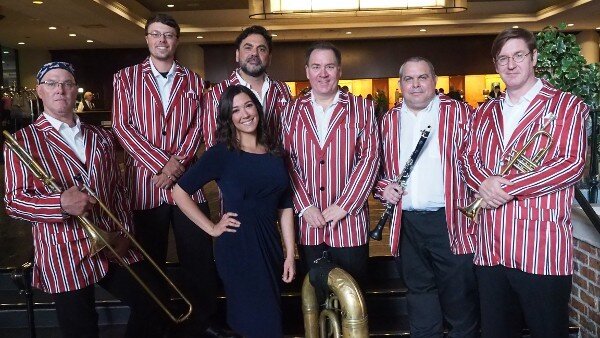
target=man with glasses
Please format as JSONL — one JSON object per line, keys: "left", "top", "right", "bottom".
{"left": 462, "top": 27, "right": 589, "bottom": 337}
{"left": 113, "top": 13, "right": 235, "bottom": 338}
{"left": 4, "top": 62, "right": 169, "bottom": 337}
{"left": 375, "top": 56, "right": 479, "bottom": 337}
{"left": 203, "top": 25, "right": 290, "bottom": 148}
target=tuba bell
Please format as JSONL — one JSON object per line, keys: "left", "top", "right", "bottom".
{"left": 3, "top": 130, "right": 192, "bottom": 323}
{"left": 302, "top": 266, "right": 368, "bottom": 338}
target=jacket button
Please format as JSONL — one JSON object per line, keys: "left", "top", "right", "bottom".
{"left": 320, "top": 159, "right": 325, "bottom": 165}
{"left": 320, "top": 187, "right": 325, "bottom": 191}
{"left": 162, "top": 130, "right": 166, "bottom": 136}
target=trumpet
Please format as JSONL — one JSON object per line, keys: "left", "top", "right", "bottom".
{"left": 3, "top": 130, "right": 192, "bottom": 323}
{"left": 459, "top": 115, "right": 555, "bottom": 220}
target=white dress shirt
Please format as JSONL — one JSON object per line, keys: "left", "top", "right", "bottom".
{"left": 399, "top": 96, "right": 445, "bottom": 211}
{"left": 44, "top": 113, "right": 86, "bottom": 163}
{"left": 502, "top": 78, "right": 543, "bottom": 146}
{"left": 235, "top": 70, "right": 271, "bottom": 108}
{"left": 311, "top": 91, "right": 340, "bottom": 148}
{"left": 149, "top": 58, "right": 176, "bottom": 115}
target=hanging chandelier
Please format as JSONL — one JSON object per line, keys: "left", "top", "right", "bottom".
{"left": 249, "top": 0, "right": 468, "bottom": 19}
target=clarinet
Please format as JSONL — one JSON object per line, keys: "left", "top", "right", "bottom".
{"left": 369, "top": 125, "right": 432, "bottom": 240}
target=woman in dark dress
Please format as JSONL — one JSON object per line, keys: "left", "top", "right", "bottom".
{"left": 172, "top": 85, "right": 295, "bottom": 338}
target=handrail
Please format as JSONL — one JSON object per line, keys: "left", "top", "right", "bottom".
{"left": 588, "top": 110, "right": 599, "bottom": 202}
{"left": 574, "top": 188, "right": 600, "bottom": 235}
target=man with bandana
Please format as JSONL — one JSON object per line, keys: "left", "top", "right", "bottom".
{"left": 203, "top": 25, "right": 291, "bottom": 148}
{"left": 4, "top": 62, "right": 168, "bottom": 337}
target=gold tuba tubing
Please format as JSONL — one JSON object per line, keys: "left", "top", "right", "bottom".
{"left": 302, "top": 267, "right": 369, "bottom": 338}
{"left": 459, "top": 122, "right": 554, "bottom": 221}
{"left": 3, "top": 130, "right": 192, "bottom": 323}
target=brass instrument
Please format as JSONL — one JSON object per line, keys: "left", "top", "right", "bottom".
{"left": 302, "top": 267, "right": 368, "bottom": 338}
{"left": 459, "top": 115, "right": 556, "bottom": 220}
{"left": 3, "top": 130, "right": 192, "bottom": 323}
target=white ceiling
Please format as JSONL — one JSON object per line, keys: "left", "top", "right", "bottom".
{"left": 0, "top": 0, "right": 598, "bottom": 50}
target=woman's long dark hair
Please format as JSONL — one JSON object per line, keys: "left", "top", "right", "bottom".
{"left": 216, "top": 85, "right": 282, "bottom": 156}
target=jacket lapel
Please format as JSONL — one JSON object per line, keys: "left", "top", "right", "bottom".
{"left": 142, "top": 60, "right": 165, "bottom": 114}
{"left": 502, "top": 82, "right": 556, "bottom": 155}
{"left": 321, "top": 90, "right": 348, "bottom": 150}
{"left": 297, "top": 93, "right": 321, "bottom": 148}
{"left": 164, "top": 63, "right": 187, "bottom": 120}
{"left": 35, "top": 116, "right": 87, "bottom": 175}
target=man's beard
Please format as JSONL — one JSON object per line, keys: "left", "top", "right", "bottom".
{"left": 240, "top": 59, "right": 266, "bottom": 78}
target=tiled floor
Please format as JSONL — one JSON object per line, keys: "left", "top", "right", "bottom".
{"left": 0, "top": 157, "right": 390, "bottom": 269}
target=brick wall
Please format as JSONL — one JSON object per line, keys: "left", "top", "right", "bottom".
{"left": 570, "top": 238, "right": 600, "bottom": 338}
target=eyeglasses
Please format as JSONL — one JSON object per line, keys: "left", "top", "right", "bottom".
{"left": 39, "top": 81, "right": 77, "bottom": 89}
{"left": 495, "top": 51, "right": 531, "bottom": 66}
{"left": 147, "top": 31, "right": 177, "bottom": 40}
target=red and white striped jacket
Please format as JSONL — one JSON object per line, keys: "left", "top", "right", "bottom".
{"left": 374, "top": 96, "right": 477, "bottom": 256}
{"left": 462, "top": 80, "right": 589, "bottom": 275}
{"left": 112, "top": 58, "right": 205, "bottom": 210}
{"left": 281, "top": 90, "right": 380, "bottom": 247}
{"left": 4, "top": 115, "right": 142, "bottom": 293}
{"left": 203, "top": 69, "right": 291, "bottom": 148}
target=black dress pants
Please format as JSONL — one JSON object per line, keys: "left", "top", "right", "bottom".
{"left": 133, "top": 202, "right": 218, "bottom": 336}
{"left": 397, "top": 208, "right": 479, "bottom": 338}
{"left": 300, "top": 242, "right": 369, "bottom": 286}
{"left": 476, "top": 265, "right": 572, "bottom": 338}
{"left": 53, "top": 261, "right": 169, "bottom": 338}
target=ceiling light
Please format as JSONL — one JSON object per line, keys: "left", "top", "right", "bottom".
{"left": 196, "top": 35, "right": 204, "bottom": 39}
{"left": 167, "top": 4, "right": 174, "bottom": 8}
{"left": 345, "top": 31, "right": 352, "bottom": 35}
{"left": 512, "top": 25, "right": 519, "bottom": 28}
{"left": 3, "top": 51, "right": 9, "bottom": 54}
{"left": 567, "top": 23, "right": 574, "bottom": 27}
{"left": 596, "top": 27, "right": 600, "bottom": 30}
{"left": 420, "top": 28, "right": 427, "bottom": 32}
{"left": 249, "top": 0, "right": 467, "bottom": 18}
{"left": 32, "top": 1, "right": 43, "bottom": 4}
{"left": 86, "top": 40, "right": 94, "bottom": 43}
{"left": 18, "top": 42, "right": 25, "bottom": 45}
{"left": 69, "top": 33, "right": 77, "bottom": 37}
{"left": 49, "top": 26, "right": 57, "bottom": 30}
{"left": 271, "top": 33, "right": 278, "bottom": 37}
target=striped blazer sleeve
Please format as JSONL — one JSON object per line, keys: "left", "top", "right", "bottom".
{"left": 335, "top": 99, "right": 380, "bottom": 215}
{"left": 112, "top": 67, "right": 170, "bottom": 175}
{"left": 374, "top": 106, "right": 400, "bottom": 201}
{"left": 462, "top": 101, "right": 499, "bottom": 192}
{"left": 4, "top": 141, "right": 64, "bottom": 223}
{"left": 281, "top": 100, "right": 315, "bottom": 213}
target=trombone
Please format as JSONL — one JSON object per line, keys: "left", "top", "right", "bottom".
{"left": 3, "top": 130, "right": 192, "bottom": 323}
{"left": 459, "top": 115, "right": 556, "bottom": 220}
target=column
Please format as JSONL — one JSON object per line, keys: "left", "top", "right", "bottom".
{"left": 576, "top": 30, "right": 599, "bottom": 64}
{"left": 176, "top": 44, "right": 205, "bottom": 77}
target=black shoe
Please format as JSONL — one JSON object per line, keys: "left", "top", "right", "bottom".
{"left": 202, "top": 325, "right": 243, "bottom": 338}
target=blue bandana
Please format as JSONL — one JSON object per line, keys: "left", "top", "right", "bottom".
{"left": 36, "top": 62, "right": 76, "bottom": 83}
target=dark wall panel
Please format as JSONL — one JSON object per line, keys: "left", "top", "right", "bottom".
{"left": 203, "top": 35, "right": 498, "bottom": 83}
{"left": 51, "top": 48, "right": 147, "bottom": 110}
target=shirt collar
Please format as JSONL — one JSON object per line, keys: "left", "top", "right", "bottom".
{"left": 149, "top": 58, "right": 176, "bottom": 80}
{"left": 310, "top": 90, "right": 340, "bottom": 109}
{"left": 504, "top": 78, "right": 542, "bottom": 107}
{"left": 44, "top": 112, "right": 82, "bottom": 132}
{"left": 235, "top": 69, "right": 270, "bottom": 87}
{"left": 401, "top": 95, "right": 439, "bottom": 116}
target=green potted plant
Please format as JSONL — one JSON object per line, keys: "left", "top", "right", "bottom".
{"left": 535, "top": 23, "right": 600, "bottom": 110}
{"left": 536, "top": 23, "right": 600, "bottom": 201}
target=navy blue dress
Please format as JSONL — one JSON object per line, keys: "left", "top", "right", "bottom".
{"left": 178, "top": 143, "right": 292, "bottom": 338}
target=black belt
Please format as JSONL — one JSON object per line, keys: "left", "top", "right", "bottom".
{"left": 403, "top": 207, "right": 445, "bottom": 215}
